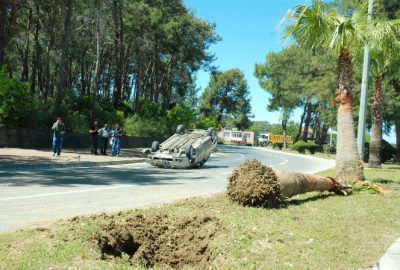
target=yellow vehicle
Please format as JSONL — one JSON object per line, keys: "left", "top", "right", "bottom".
{"left": 269, "top": 134, "right": 293, "bottom": 144}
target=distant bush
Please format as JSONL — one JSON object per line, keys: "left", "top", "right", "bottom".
{"left": 272, "top": 142, "right": 283, "bottom": 150}
{"left": 292, "top": 140, "right": 307, "bottom": 153}
{"left": 195, "top": 116, "right": 218, "bottom": 130}
{"left": 364, "top": 139, "right": 396, "bottom": 163}
{"left": 167, "top": 104, "right": 195, "bottom": 129}
{"left": 292, "top": 140, "right": 321, "bottom": 154}
{"left": 306, "top": 141, "right": 318, "bottom": 154}
{"left": 0, "top": 67, "right": 33, "bottom": 127}
{"left": 124, "top": 115, "right": 171, "bottom": 137}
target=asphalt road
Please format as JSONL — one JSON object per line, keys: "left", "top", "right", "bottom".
{"left": 0, "top": 145, "right": 334, "bottom": 232}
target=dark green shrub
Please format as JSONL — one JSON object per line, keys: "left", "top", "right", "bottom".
{"left": 292, "top": 140, "right": 307, "bottom": 153}
{"left": 364, "top": 140, "right": 396, "bottom": 163}
{"left": 272, "top": 142, "right": 283, "bottom": 150}
{"left": 315, "top": 144, "right": 324, "bottom": 153}
{"left": 0, "top": 67, "right": 33, "bottom": 127}
{"left": 306, "top": 141, "right": 318, "bottom": 154}
{"left": 124, "top": 115, "right": 171, "bottom": 137}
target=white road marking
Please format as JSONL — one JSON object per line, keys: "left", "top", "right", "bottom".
{"left": 278, "top": 157, "right": 288, "bottom": 166}
{"left": 0, "top": 185, "right": 132, "bottom": 202}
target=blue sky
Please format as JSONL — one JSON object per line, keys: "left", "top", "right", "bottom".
{"left": 184, "top": 0, "right": 302, "bottom": 123}
{"left": 183, "top": 0, "right": 396, "bottom": 143}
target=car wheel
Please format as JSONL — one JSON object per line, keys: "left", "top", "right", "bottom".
{"left": 151, "top": 141, "right": 160, "bottom": 152}
{"left": 207, "top": 127, "right": 217, "bottom": 143}
{"left": 176, "top": 125, "right": 186, "bottom": 134}
{"left": 198, "top": 159, "right": 206, "bottom": 168}
{"left": 185, "top": 144, "right": 195, "bottom": 160}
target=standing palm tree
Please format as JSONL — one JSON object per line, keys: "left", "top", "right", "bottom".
{"left": 281, "top": 0, "right": 365, "bottom": 182}
{"left": 364, "top": 28, "right": 400, "bottom": 167}
{"left": 281, "top": 0, "right": 400, "bottom": 181}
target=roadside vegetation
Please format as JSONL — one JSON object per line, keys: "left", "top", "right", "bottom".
{"left": 0, "top": 164, "right": 399, "bottom": 269}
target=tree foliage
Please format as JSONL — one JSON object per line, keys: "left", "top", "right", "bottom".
{"left": 0, "top": 66, "right": 33, "bottom": 127}
{"left": 199, "top": 69, "right": 253, "bottom": 130}
{"left": 1, "top": 0, "right": 219, "bottom": 135}
{"left": 254, "top": 46, "right": 336, "bottom": 144}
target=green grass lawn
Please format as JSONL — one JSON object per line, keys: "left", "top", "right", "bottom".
{"left": 1, "top": 165, "right": 399, "bottom": 269}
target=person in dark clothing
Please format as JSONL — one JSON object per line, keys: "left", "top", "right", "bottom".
{"left": 98, "top": 123, "right": 110, "bottom": 155}
{"left": 89, "top": 120, "right": 99, "bottom": 155}
{"left": 51, "top": 117, "right": 65, "bottom": 157}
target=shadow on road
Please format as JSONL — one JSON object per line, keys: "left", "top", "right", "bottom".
{"left": 0, "top": 165, "right": 214, "bottom": 187}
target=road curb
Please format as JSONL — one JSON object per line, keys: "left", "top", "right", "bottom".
{"left": 373, "top": 238, "right": 400, "bottom": 270}
{"left": 0, "top": 158, "right": 146, "bottom": 171}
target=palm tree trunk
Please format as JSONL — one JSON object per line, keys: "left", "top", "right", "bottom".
{"left": 334, "top": 50, "right": 364, "bottom": 182}
{"left": 368, "top": 75, "right": 383, "bottom": 168}
{"left": 274, "top": 169, "right": 347, "bottom": 198}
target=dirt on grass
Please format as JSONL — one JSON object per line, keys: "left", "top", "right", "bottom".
{"left": 93, "top": 213, "right": 221, "bottom": 269}
{"left": 227, "top": 159, "right": 283, "bottom": 208}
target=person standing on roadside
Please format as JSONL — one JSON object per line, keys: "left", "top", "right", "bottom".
{"left": 89, "top": 120, "right": 99, "bottom": 155}
{"left": 98, "top": 123, "right": 110, "bottom": 155}
{"left": 51, "top": 117, "right": 65, "bottom": 157}
{"left": 111, "top": 123, "right": 123, "bottom": 157}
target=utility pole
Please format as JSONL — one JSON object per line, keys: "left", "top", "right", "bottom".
{"left": 357, "top": 0, "right": 374, "bottom": 159}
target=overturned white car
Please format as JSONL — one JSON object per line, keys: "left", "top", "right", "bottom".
{"left": 146, "top": 125, "right": 217, "bottom": 169}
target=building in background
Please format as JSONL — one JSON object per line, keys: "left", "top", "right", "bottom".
{"left": 218, "top": 129, "right": 255, "bottom": 145}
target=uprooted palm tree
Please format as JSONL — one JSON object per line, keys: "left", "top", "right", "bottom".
{"left": 280, "top": 0, "right": 400, "bottom": 182}
{"left": 227, "top": 160, "right": 351, "bottom": 208}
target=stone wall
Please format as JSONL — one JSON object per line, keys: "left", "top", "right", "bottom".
{"left": 0, "top": 127, "right": 163, "bottom": 149}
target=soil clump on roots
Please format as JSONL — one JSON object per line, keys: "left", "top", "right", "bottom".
{"left": 94, "top": 213, "right": 221, "bottom": 269}
{"left": 227, "top": 160, "right": 282, "bottom": 207}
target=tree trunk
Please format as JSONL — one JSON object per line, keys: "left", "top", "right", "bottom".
{"left": 91, "top": 10, "right": 101, "bottom": 122}
{"left": 21, "top": 8, "right": 32, "bottom": 82}
{"left": 31, "top": 13, "right": 40, "bottom": 94}
{"left": 282, "top": 121, "right": 287, "bottom": 149}
{"left": 368, "top": 75, "right": 384, "bottom": 168}
{"left": 54, "top": 0, "right": 74, "bottom": 116}
{"left": 113, "top": 0, "right": 124, "bottom": 109}
{"left": 0, "top": 0, "right": 17, "bottom": 63}
{"left": 334, "top": 49, "right": 364, "bottom": 182}
{"left": 302, "top": 102, "right": 313, "bottom": 142}
{"left": 135, "top": 28, "right": 143, "bottom": 113}
{"left": 396, "top": 118, "right": 400, "bottom": 163}
{"left": 320, "top": 124, "right": 329, "bottom": 145}
{"left": 311, "top": 112, "right": 319, "bottom": 140}
{"left": 274, "top": 169, "right": 349, "bottom": 198}
{"left": 295, "top": 103, "right": 307, "bottom": 143}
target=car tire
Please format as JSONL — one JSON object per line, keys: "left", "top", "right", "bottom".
{"left": 185, "top": 144, "right": 195, "bottom": 159}
{"left": 207, "top": 127, "right": 217, "bottom": 143}
{"left": 176, "top": 125, "right": 186, "bottom": 134}
{"left": 151, "top": 141, "right": 160, "bottom": 152}
{"left": 198, "top": 159, "right": 206, "bottom": 168}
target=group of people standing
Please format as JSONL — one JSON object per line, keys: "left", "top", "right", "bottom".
{"left": 90, "top": 121, "right": 123, "bottom": 156}
{"left": 51, "top": 117, "right": 123, "bottom": 157}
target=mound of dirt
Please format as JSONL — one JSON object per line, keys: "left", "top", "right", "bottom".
{"left": 95, "top": 214, "right": 220, "bottom": 269}
{"left": 227, "top": 160, "right": 283, "bottom": 208}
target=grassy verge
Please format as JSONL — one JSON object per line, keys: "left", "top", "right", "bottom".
{"left": 1, "top": 165, "right": 399, "bottom": 269}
